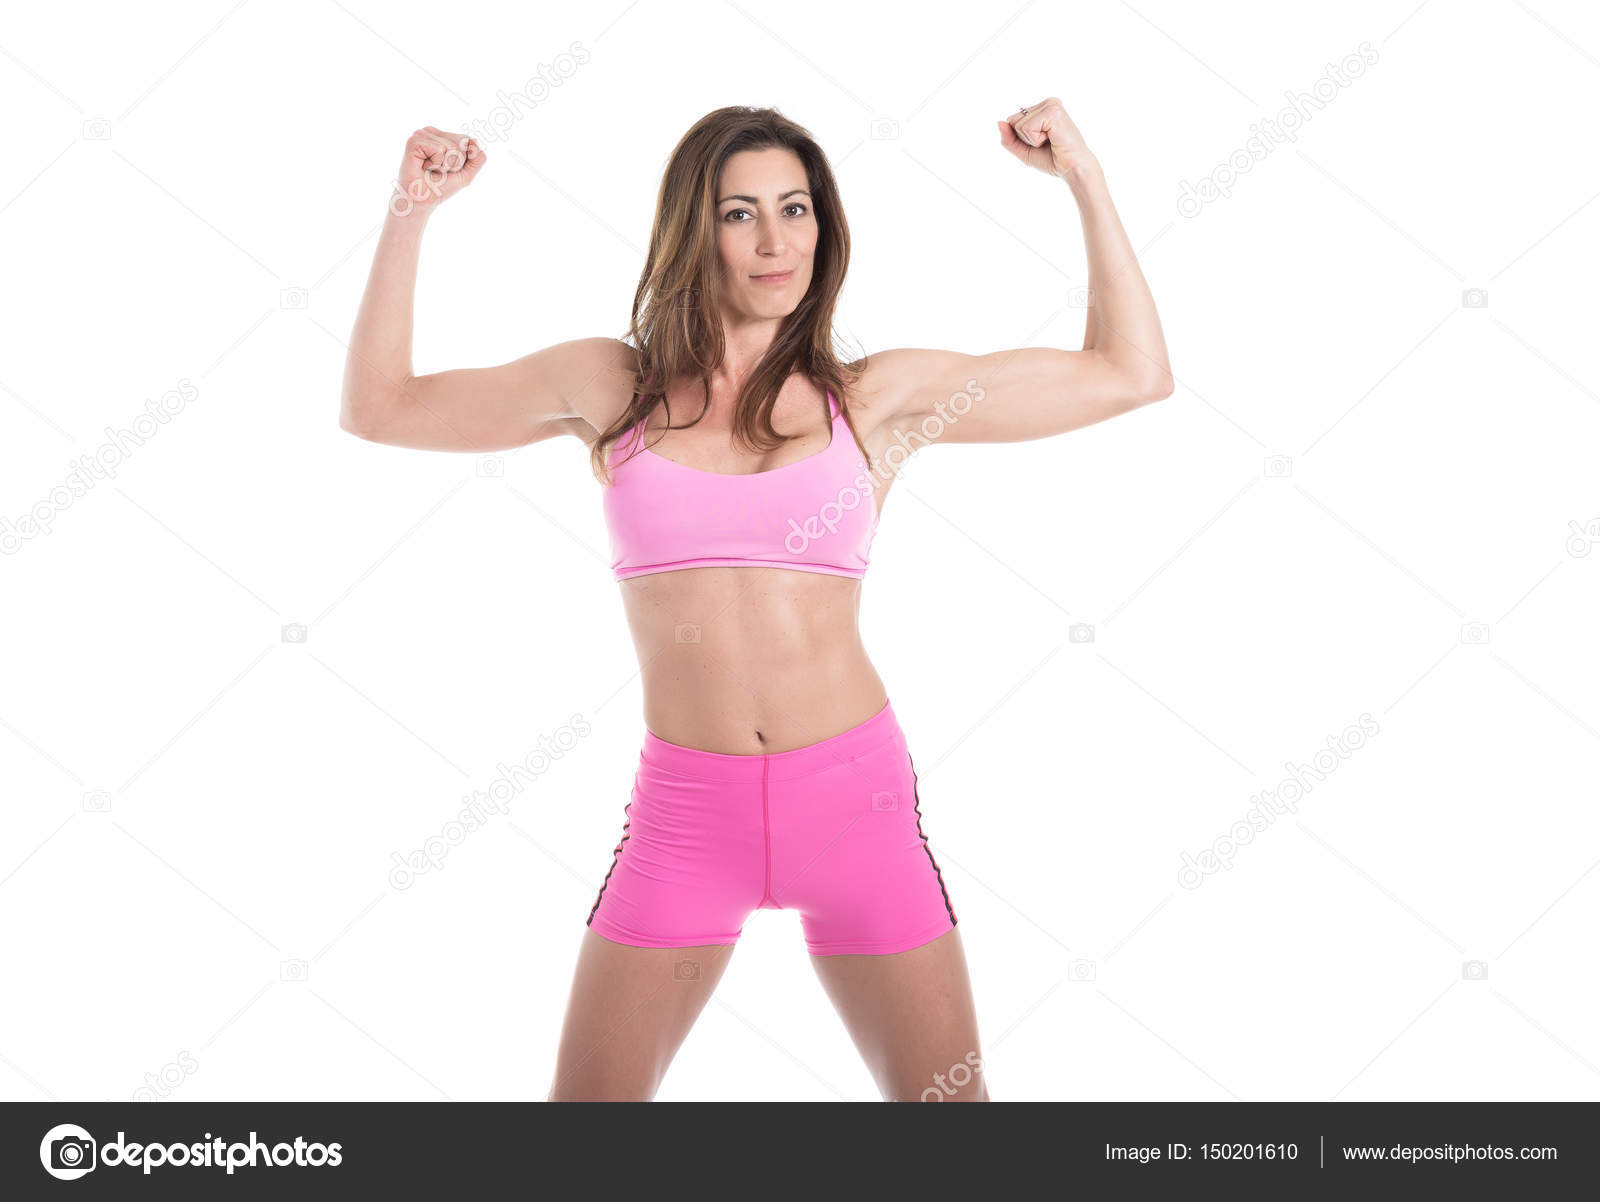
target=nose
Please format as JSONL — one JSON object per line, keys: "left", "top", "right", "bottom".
{"left": 755, "top": 214, "right": 786, "bottom": 257}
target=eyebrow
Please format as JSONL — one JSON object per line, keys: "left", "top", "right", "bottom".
{"left": 716, "top": 189, "right": 812, "bottom": 205}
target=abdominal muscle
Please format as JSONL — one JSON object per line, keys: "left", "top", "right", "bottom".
{"left": 617, "top": 566, "right": 889, "bottom": 755}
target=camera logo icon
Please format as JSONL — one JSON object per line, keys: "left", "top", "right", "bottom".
{"left": 82, "top": 790, "right": 113, "bottom": 812}
{"left": 1459, "top": 623, "right": 1490, "bottom": 645}
{"left": 1068, "top": 622, "right": 1095, "bottom": 644}
{"left": 1068, "top": 958, "right": 1097, "bottom": 982}
{"left": 1461, "top": 288, "right": 1488, "bottom": 309}
{"left": 673, "top": 958, "right": 701, "bottom": 981}
{"left": 1263, "top": 455, "right": 1293, "bottom": 478}
{"left": 675, "top": 622, "right": 700, "bottom": 644}
{"left": 279, "top": 287, "right": 308, "bottom": 310}
{"left": 280, "top": 958, "right": 309, "bottom": 982}
{"left": 476, "top": 455, "right": 504, "bottom": 477}
{"left": 871, "top": 791, "right": 899, "bottom": 811}
{"left": 281, "top": 623, "right": 307, "bottom": 644}
{"left": 40, "top": 1124, "right": 97, "bottom": 1180}
{"left": 81, "top": 119, "right": 112, "bottom": 140}
{"left": 1462, "top": 960, "right": 1488, "bottom": 980}
{"left": 869, "top": 118, "right": 900, "bottom": 140}
{"left": 1566, "top": 518, "right": 1600, "bottom": 558}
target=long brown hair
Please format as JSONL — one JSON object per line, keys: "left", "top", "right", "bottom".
{"left": 590, "top": 105, "right": 862, "bottom": 484}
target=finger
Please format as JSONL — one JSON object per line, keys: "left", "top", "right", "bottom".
{"left": 1004, "top": 103, "right": 1043, "bottom": 140}
{"left": 996, "top": 120, "right": 1033, "bottom": 164}
{"left": 408, "top": 130, "right": 453, "bottom": 171}
{"left": 1006, "top": 114, "right": 1045, "bottom": 148}
{"left": 415, "top": 127, "right": 465, "bottom": 163}
{"left": 425, "top": 136, "right": 464, "bottom": 172}
{"left": 422, "top": 140, "right": 465, "bottom": 178}
{"left": 414, "top": 125, "right": 459, "bottom": 150}
{"left": 444, "top": 141, "right": 480, "bottom": 174}
{"left": 424, "top": 127, "right": 479, "bottom": 168}
{"left": 422, "top": 125, "right": 471, "bottom": 148}
{"left": 1028, "top": 98, "right": 1070, "bottom": 146}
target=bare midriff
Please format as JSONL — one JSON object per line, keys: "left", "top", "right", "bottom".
{"left": 617, "top": 566, "right": 889, "bottom": 755}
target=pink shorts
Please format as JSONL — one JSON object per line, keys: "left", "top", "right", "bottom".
{"left": 587, "top": 699, "right": 957, "bottom": 956}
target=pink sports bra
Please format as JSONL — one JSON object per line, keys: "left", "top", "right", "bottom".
{"left": 603, "top": 389, "right": 879, "bottom": 581}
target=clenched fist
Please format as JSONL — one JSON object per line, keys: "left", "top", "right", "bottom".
{"left": 998, "top": 99, "right": 1099, "bottom": 183}
{"left": 390, "top": 126, "right": 486, "bottom": 216}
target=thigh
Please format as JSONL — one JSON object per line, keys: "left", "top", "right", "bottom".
{"left": 548, "top": 929, "right": 735, "bottom": 1101}
{"left": 773, "top": 736, "right": 958, "bottom": 957}
{"left": 809, "top": 926, "right": 989, "bottom": 1101}
{"left": 587, "top": 753, "right": 765, "bottom": 949}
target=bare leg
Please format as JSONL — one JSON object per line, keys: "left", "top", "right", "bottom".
{"left": 548, "top": 929, "right": 736, "bottom": 1101}
{"left": 808, "top": 927, "right": 989, "bottom": 1101}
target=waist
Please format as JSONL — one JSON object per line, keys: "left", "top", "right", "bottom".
{"left": 641, "top": 697, "right": 903, "bottom": 781}
{"left": 619, "top": 568, "right": 881, "bottom": 750}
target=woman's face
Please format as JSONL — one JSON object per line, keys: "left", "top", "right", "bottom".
{"left": 714, "top": 147, "right": 817, "bottom": 322}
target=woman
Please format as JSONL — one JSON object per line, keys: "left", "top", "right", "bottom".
{"left": 340, "top": 100, "right": 1171, "bottom": 1102}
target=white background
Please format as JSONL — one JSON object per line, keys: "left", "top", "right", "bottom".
{"left": 2, "top": 0, "right": 1597, "bottom": 1103}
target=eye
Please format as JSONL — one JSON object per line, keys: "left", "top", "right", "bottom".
{"left": 722, "top": 204, "right": 810, "bottom": 222}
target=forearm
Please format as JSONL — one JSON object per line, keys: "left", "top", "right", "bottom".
{"left": 1068, "top": 162, "right": 1170, "bottom": 392}
{"left": 341, "top": 208, "right": 431, "bottom": 426}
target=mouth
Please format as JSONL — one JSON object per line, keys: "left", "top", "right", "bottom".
{"left": 751, "top": 270, "right": 794, "bottom": 284}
